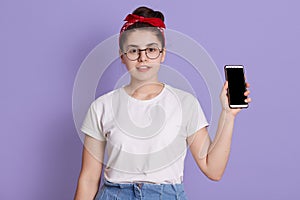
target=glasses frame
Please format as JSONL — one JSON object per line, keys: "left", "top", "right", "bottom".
{"left": 123, "top": 47, "right": 163, "bottom": 61}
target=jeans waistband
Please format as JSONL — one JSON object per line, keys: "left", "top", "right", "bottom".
{"left": 103, "top": 179, "right": 184, "bottom": 190}
{"left": 100, "top": 179, "right": 187, "bottom": 199}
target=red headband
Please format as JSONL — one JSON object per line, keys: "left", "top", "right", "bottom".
{"left": 120, "top": 14, "right": 166, "bottom": 33}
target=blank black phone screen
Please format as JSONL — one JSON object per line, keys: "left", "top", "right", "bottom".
{"left": 226, "top": 67, "right": 247, "bottom": 106}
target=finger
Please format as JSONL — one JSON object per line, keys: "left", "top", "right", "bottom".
{"left": 223, "top": 81, "right": 229, "bottom": 97}
{"left": 223, "top": 81, "right": 228, "bottom": 90}
{"left": 245, "top": 97, "right": 252, "bottom": 103}
{"left": 244, "top": 90, "right": 250, "bottom": 96}
{"left": 245, "top": 82, "right": 250, "bottom": 88}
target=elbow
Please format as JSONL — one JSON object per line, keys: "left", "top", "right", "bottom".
{"left": 205, "top": 171, "right": 224, "bottom": 182}
{"left": 208, "top": 174, "right": 223, "bottom": 181}
{"left": 203, "top": 164, "right": 226, "bottom": 181}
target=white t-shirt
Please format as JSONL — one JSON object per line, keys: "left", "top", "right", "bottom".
{"left": 80, "top": 83, "right": 208, "bottom": 184}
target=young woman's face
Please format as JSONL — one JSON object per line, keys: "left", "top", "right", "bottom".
{"left": 120, "top": 29, "right": 166, "bottom": 82}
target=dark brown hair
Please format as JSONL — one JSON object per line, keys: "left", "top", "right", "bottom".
{"left": 119, "top": 6, "right": 165, "bottom": 51}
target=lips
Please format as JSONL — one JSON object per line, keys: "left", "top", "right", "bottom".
{"left": 136, "top": 66, "right": 152, "bottom": 72}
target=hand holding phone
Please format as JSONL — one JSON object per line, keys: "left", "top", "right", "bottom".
{"left": 224, "top": 65, "right": 248, "bottom": 109}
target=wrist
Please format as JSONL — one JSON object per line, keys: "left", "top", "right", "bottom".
{"left": 221, "top": 109, "right": 237, "bottom": 119}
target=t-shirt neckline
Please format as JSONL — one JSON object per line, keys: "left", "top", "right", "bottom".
{"left": 121, "top": 83, "right": 167, "bottom": 103}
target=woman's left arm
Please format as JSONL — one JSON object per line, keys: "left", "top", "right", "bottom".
{"left": 187, "top": 81, "right": 251, "bottom": 181}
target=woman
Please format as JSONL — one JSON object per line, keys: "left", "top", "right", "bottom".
{"left": 74, "top": 6, "right": 251, "bottom": 200}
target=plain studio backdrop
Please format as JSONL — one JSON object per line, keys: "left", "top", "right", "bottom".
{"left": 1, "top": 0, "right": 299, "bottom": 199}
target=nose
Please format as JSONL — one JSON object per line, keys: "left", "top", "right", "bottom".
{"left": 138, "top": 50, "right": 148, "bottom": 62}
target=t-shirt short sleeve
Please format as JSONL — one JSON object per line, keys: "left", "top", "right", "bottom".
{"left": 80, "top": 101, "right": 106, "bottom": 141}
{"left": 186, "top": 95, "right": 209, "bottom": 137}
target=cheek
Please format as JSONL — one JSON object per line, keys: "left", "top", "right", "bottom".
{"left": 121, "top": 56, "right": 132, "bottom": 67}
{"left": 125, "top": 65, "right": 131, "bottom": 71}
{"left": 123, "top": 60, "right": 135, "bottom": 71}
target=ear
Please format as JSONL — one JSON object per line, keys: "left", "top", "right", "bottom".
{"left": 160, "top": 48, "right": 166, "bottom": 63}
{"left": 119, "top": 49, "right": 125, "bottom": 64}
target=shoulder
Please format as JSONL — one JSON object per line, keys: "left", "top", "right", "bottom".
{"left": 91, "top": 87, "right": 122, "bottom": 108}
{"left": 165, "top": 84, "right": 199, "bottom": 103}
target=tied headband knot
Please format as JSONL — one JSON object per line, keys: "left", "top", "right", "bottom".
{"left": 120, "top": 14, "right": 166, "bottom": 33}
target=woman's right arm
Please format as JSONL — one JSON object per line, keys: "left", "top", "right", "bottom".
{"left": 74, "top": 135, "right": 106, "bottom": 200}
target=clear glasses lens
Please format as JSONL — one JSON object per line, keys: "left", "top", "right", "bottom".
{"left": 125, "top": 46, "right": 161, "bottom": 60}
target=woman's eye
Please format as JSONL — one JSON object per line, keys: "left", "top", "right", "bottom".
{"left": 128, "top": 49, "right": 138, "bottom": 54}
{"left": 148, "top": 47, "right": 157, "bottom": 53}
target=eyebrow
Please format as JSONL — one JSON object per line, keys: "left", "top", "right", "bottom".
{"left": 126, "top": 43, "right": 159, "bottom": 48}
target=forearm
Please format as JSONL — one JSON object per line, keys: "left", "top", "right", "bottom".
{"left": 74, "top": 175, "right": 100, "bottom": 200}
{"left": 205, "top": 110, "right": 235, "bottom": 180}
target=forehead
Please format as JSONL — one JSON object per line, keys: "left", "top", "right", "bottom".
{"left": 123, "top": 29, "right": 161, "bottom": 48}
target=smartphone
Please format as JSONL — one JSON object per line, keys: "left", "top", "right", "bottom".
{"left": 224, "top": 65, "right": 248, "bottom": 109}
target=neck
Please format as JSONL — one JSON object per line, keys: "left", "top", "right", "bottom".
{"left": 125, "top": 77, "right": 164, "bottom": 96}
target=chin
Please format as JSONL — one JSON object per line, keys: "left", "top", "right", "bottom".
{"left": 132, "top": 75, "right": 157, "bottom": 82}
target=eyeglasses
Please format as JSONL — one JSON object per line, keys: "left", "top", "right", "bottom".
{"left": 123, "top": 46, "right": 163, "bottom": 61}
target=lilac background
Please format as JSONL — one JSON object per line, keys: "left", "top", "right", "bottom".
{"left": 1, "top": 0, "right": 300, "bottom": 199}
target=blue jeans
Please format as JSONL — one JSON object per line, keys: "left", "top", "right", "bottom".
{"left": 95, "top": 179, "right": 188, "bottom": 200}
